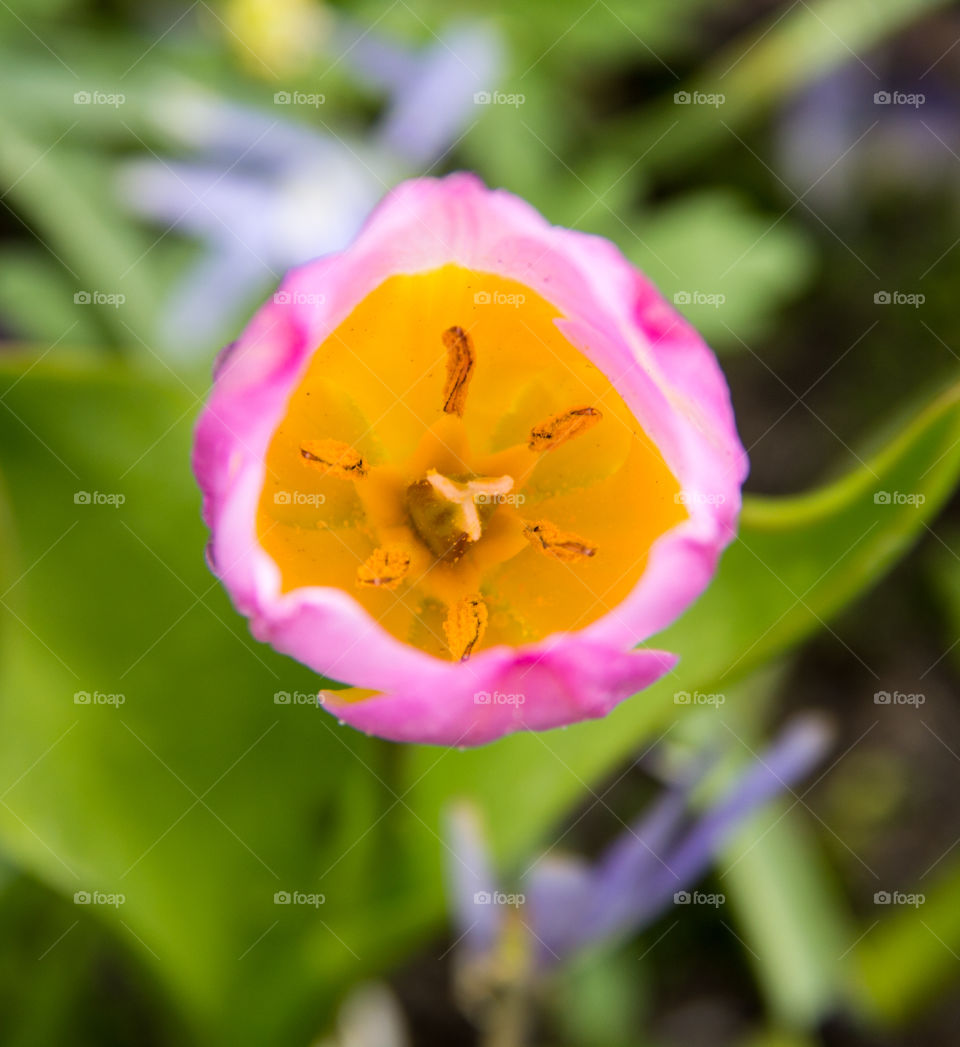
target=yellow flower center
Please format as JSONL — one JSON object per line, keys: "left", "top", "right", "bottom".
{"left": 257, "top": 265, "right": 686, "bottom": 661}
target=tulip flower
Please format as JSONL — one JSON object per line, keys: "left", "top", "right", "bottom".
{"left": 194, "top": 173, "right": 747, "bottom": 745}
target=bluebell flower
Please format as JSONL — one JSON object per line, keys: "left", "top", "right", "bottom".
{"left": 445, "top": 715, "right": 831, "bottom": 986}
{"left": 118, "top": 20, "right": 500, "bottom": 354}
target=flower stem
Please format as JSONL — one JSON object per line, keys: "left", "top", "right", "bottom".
{"left": 480, "top": 984, "right": 532, "bottom": 1047}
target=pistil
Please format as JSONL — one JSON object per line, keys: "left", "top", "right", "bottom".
{"left": 406, "top": 470, "right": 514, "bottom": 560}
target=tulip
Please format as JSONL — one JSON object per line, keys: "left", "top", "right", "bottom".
{"left": 194, "top": 174, "right": 747, "bottom": 744}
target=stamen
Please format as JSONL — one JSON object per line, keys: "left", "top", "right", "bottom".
{"left": 528, "top": 406, "right": 602, "bottom": 452}
{"left": 444, "top": 593, "right": 487, "bottom": 661}
{"left": 356, "top": 545, "right": 411, "bottom": 590}
{"left": 441, "top": 326, "right": 475, "bottom": 417}
{"left": 523, "top": 520, "right": 597, "bottom": 563}
{"left": 300, "top": 439, "right": 366, "bottom": 479}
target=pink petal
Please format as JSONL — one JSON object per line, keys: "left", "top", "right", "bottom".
{"left": 320, "top": 641, "right": 678, "bottom": 746}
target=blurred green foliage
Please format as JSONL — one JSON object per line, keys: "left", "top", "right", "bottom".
{"left": 1, "top": 0, "right": 959, "bottom": 1044}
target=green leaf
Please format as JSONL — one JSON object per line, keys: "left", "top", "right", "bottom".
{"left": 601, "top": 0, "right": 951, "bottom": 176}
{"left": 405, "top": 379, "right": 960, "bottom": 866}
{"left": 0, "top": 112, "right": 159, "bottom": 350}
{"left": 0, "top": 873, "right": 185, "bottom": 1046}
{"left": 1, "top": 356, "right": 959, "bottom": 1045}
{"left": 855, "top": 854, "right": 960, "bottom": 1024}
{"left": 723, "top": 803, "right": 854, "bottom": 1027}
{"left": 0, "top": 246, "right": 103, "bottom": 346}
{"left": 0, "top": 356, "right": 430, "bottom": 1044}
{"left": 624, "top": 192, "right": 816, "bottom": 349}
{"left": 852, "top": 542, "right": 960, "bottom": 1022}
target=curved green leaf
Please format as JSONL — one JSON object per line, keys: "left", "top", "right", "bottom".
{"left": 0, "top": 355, "right": 423, "bottom": 1044}
{"left": 406, "top": 380, "right": 960, "bottom": 863}
{"left": 0, "top": 356, "right": 958, "bottom": 1044}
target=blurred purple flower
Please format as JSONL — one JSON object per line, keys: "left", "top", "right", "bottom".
{"left": 118, "top": 20, "right": 500, "bottom": 353}
{"left": 777, "top": 61, "right": 960, "bottom": 213}
{"left": 445, "top": 715, "right": 831, "bottom": 976}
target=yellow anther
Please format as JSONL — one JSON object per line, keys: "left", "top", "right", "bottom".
{"left": 441, "top": 325, "right": 475, "bottom": 417}
{"left": 356, "top": 545, "right": 411, "bottom": 590}
{"left": 443, "top": 593, "right": 488, "bottom": 661}
{"left": 523, "top": 520, "right": 597, "bottom": 563}
{"left": 529, "top": 406, "right": 602, "bottom": 452}
{"left": 300, "top": 439, "right": 366, "bottom": 479}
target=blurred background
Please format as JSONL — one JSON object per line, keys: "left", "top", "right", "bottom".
{"left": 1, "top": 0, "right": 960, "bottom": 1044}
